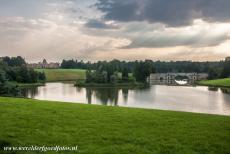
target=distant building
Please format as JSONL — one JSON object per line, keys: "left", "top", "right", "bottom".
{"left": 225, "top": 57, "right": 230, "bottom": 62}
{"left": 27, "top": 59, "right": 60, "bottom": 69}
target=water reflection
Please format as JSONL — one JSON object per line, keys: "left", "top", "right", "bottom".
{"left": 221, "top": 88, "right": 230, "bottom": 94}
{"left": 150, "top": 79, "right": 195, "bottom": 85}
{"left": 208, "top": 87, "right": 218, "bottom": 91}
{"left": 21, "top": 87, "right": 38, "bottom": 98}
{"left": 21, "top": 82, "right": 230, "bottom": 115}
{"left": 85, "top": 88, "right": 120, "bottom": 105}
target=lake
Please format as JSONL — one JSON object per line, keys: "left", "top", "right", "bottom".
{"left": 22, "top": 82, "right": 230, "bottom": 115}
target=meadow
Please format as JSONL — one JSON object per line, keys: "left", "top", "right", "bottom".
{"left": 36, "top": 69, "right": 86, "bottom": 82}
{"left": 199, "top": 78, "right": 230, "bottom": 87}
{"left": 0, "top": 97, "right": 229, "bottom": 154}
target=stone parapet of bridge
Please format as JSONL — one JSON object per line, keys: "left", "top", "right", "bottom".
{"left": 150, "top": 73, "right": 208, "bottom": 81}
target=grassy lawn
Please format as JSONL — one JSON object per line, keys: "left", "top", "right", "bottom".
{"left": 0, "top": 97, "right": 229, "bottom": 154}
{"left": 36, "top": 69, "right": 86, "bottom": 82}
{"left": 199, "top": 78, "right": 230, "bottom": 87}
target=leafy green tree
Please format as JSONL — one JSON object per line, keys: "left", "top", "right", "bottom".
{"left": 0, "top": 56, "right": 46, "bottom": 97}
{"left": 122, "top": 67, "right": 129, "bottom": 81}
{"left": 2, "top": 56, "right": 26, "bottom": 67}
{"left": 110, "top": 72, "right": 119, "bottom": 84}
{"left": 0, "top": 69, "right": 6, "bottom": 83}
{"left": 221, "top": 60, "right": 230, "bottom": 78}
{"left": 0, "top": 82, "right": 19, "bottom": 97}
{"left": 133, "top": 61, "right": 155, "bottom": 82}
{"left": 38, "top": 72, "right": 46, "bottom": 81}
{"left": 208, "top": 68, "right": 221, "bottom": 80}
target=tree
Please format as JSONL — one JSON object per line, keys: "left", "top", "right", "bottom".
{"left": 0, "top": 68, "right": 19, "bottom": 96}
{"left": 0, "top": 69, "right": 6, "bottom": 83}
{"left": 122, "top": 67, "right": 129, "bottom": 81}
{"left": 2, "top": 56, "right": 26, "bottom": 67}
{"left": 221, "top": 60, "right": 230, "bottom": 78}
{"left": 86, "top": 70, "right": 93, "bottom": 83}
{"left": 0, "top": 82, "right": 19, "bottom": 96}
{"left": 133, "top": 61, "right": 155, "bottom": 82}
{"left": 208, "top": 68, "right": 221, "bottom": 80}
{"left": 38, "top": 72, "right": 46, "bottom": 81}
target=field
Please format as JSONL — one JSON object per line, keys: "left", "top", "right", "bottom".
{"left": 36, "top": 69, "right": 86, "bottom": 82}
{"left": 199, "top": 78, "right": 230, "bottom": 87}
{"left": 0, "top": 97, "right": 229, "bottom": 154}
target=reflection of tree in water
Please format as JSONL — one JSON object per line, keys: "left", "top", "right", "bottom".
{"left": 221, "top": 88, "right": 230, "bottom": 94}
{"left": 85, "top": 88, "right": 120, "bottom": 106}
{"left": 122, "top": 89, "right": 129, "bottom": 103}
{"left": 20, "top": 87, "right": 38, "bottom": 98}
{"left": 76, "top": 87, "right": 83, "bottom": 93}
{"left": 208, "top": 87, "right": 230, "bottom": 94}
{"left": 208, "top": 87, "right": 218, "bottom": 91}
{"left": 86, "top": 88, "right": 92, "bottom": 104}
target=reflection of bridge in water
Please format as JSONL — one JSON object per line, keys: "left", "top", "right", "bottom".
{"left": 149, "top": 73, "right": 208, "bottom": 85}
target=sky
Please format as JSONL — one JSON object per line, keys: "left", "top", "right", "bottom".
{"left": 0, "top": 0, "right": 230, "bottom": 62}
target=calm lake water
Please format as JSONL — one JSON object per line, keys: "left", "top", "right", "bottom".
{"left": 22, "top": 82, "right": 230, "bottom": 115}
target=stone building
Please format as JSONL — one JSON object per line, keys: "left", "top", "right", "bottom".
{"left": 27, "top": 59, "right": 60, "bottom": 69}
{"left": 225, "top": 57, "right": 230, "bottom": 62}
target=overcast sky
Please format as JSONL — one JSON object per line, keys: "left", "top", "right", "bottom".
{"left": 0, "top": 0, "right": 230, "bottom": 62}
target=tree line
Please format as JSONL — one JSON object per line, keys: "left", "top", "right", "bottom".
{"left": 84, "top": 60, "right": 155, "bottom": 84}
{"left": 208, "top": 59, "right": 230, "bottom": 79}
{"left": 61, "top": 59, "right": 223, "bottom": 73}
{"left": 61, "top": 59, "right": 230, "bottom": 80}
{"left": 0, "top": 56, "right": 46, "bottom": 96}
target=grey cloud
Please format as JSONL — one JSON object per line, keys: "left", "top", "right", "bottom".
{"left": 96, "top": 0, "right": 230, "bottom": 26}
{"left": 85, "top": 19, "right": 119, "bottom": 29}
{"left": 126, "top": 31, "right": 230, "bottom": 48}
{"left": 83, "top": 21, "right": 230, "bottom": 48}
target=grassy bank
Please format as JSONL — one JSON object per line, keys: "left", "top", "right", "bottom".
{"left": 198, "top": 78, "right": 230, "bottom": 87}
{"left": 36, "top": 69, "right": 86, "bottom": 82}
{"left": 16, "top": 82, "right": 45, "bottom": 88}
{"left": 0, "top": 97, "right": 229, "bottom": 154}
{"left": 9, "top": 81, "right": 45, "bottom": 88}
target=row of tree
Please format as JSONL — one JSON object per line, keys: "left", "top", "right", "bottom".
{"left": 61, "top": 59, "right": 223, "bottom": 73}
{"left": 84, "top": 60, "right": 155, "bottom": 84}
{"left": 0, "top": 56, "right": 46, "bottom": 96}
{"left": 61, "top": 59, "right": 230, "bottom": 80}
{"left": 208, "top": 59, "right": 230, "bottom": 79}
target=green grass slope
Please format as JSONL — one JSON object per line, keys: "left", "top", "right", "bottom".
{"left": 36, "top": 69, "right": 86, "bottom": 82}
{"left": 199, "top": 78, "right": 230, "bottom": 87}
{"left": 0, "top": 97, "right": 229, "bottom": 154}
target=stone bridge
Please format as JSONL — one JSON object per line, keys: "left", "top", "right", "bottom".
{"left": 149, "top": 73, "right": 208, "bottom": 85}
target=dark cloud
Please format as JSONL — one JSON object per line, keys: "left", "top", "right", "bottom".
{"left": 96, "top": 0, "right": 230, "bottom": 26}
{"left": 85, "top": 19, "right": 119, "bottom": 29}
{"left": 83, "top": 20, "right": 230, "bottom": 49}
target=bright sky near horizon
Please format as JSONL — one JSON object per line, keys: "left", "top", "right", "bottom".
{"left": 0, "top": 0, "right": 230, "bottom": 62}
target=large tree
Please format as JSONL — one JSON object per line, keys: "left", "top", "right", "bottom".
{"left": 221, "top": 60, "right": 230, "bottom": 78}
